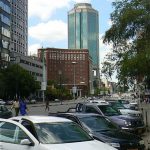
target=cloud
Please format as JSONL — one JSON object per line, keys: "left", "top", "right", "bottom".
{"left": 29, "top": 0, "right": 70, "bottom": 21}
{"left": 99, "top": 34, "right": 113, "bottom": 64}
{"left": 73, "top": 0, "right": 91, "bottom": 3}
{"left": 107, "top": 19, "right": 112, "bottom": 26}
{"left": 29, "top": 20, "right": 67, "bottom": 42}
{"left": 29, "top": 0, "right": 91, "bottom": 21}
{"left": 28, "top": 44, "right": 42, "bottom": 55}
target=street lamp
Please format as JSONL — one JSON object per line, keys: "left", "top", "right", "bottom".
{"left": 40, "top": 48, "right": 47, "bottom": 103}
{"left": 58, "top": 70, "right": 62, "bottom": 104}
{"left": 72, "top": 61, "right": 77, "bottom": 100}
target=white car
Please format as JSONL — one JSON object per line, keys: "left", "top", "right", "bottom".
{"left": 0, "top": 99, "right": 6, "bottom": 105}
{"left": 0, "top": 116, "right": 117, "bottom": 150}
{"left": 108, "top": 101, "right": 142, "bottom": 117}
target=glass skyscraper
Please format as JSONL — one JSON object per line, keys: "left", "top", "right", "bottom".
{"left": 0, "top": 0, "right": 11, "bottom": 66}
{"left": 68, "top": 3, "right": 99, "bottom": 73}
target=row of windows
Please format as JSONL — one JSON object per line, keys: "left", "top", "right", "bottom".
{"left": 20, "top": 59, "right": 42, "bottom": 69}
{"left": 2, "top": 27, "right": 10, "bottom": 38}
{"left": 1, "top": 14, "right": 10, "bottom": 26}
{"left": 0, "top": 1, "right": 11, "bottom": 14}
{"left": 2, "top": 40, "right": 9, "bottom": 49}
{"left": 49, "top": 54, "right": 86, "bottom": 61}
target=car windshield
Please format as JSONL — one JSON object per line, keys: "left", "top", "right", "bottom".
{"left": 98, "top": 105, "right": 121, "bottom": 116}
{"left": 80, "top": 116, "right": 118, "bottom": 131}
{"left": 34, "top": 121, "right": 93, "bottom": 144}
{"left": 111, "top": 102, "right": 126, "bottom": 109}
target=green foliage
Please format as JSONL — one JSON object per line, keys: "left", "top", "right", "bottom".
{"left": 103, "top": 0, "right": 150, "bottom": 87}
{"left": 0, "top": 64, "right": 40, "bottom": 99}
{"left": 46, "top": 80, "right": 72, "bottom": 100}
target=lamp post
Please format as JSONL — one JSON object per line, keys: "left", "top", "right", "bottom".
{"left": 58, "top": 70, "right": 62, "bottom": 104}
{"left": 72, "top": 61, "right": 77, "bottom": 100}
{"left": 41, "top": 48, "right": 47, "bottom": 103}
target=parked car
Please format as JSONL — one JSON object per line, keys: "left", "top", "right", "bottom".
{"left": 5, "top": 100, "right": 13, "bottom": 105}
{"left": 30, "top": 99, "right": 37, "bottom": 104}
{"left": 73, "top": 102, "right": 145, "bottom": 134}
{"left": 107, "top": 100, "right": 142, "bottom": 118}
{"left": 54, "top": 113, "right": 145, "bottom": 150}
{"left": 0, "top": 105, "right": 12, "bottom": 118}
{"left": 0, "top": 116, "right": 116, "bottom": 150}
{"left": 0, "top": 99, "right": 6, "bottom": 105}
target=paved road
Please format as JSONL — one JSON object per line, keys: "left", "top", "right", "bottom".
{"left": 9, "top": 99, "right": 150, "bottom": 150}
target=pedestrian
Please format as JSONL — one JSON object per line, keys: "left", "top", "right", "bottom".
{"left": 11, "top": 98, "right": 20, "bottom": 116}
{"left": 45, "top": 97, "right": 50, "bottom": 111}
{"left": 19, "top": 98, "right": 28, "bottom": 116}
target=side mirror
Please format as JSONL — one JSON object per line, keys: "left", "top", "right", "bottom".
{"left": 20, "top": 139, "right": 34, "bottom": 146}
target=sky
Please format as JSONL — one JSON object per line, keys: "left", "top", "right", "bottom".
{"left": 28, "top": 0, "right": 116, "bottom": 80}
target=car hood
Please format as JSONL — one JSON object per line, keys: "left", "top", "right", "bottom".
{"left": 109, "top": 114, "right": 139, "bottom": 121}
{"left": 119, "top": 109, "right": 141, "bottom": 115}
{"left": 42, "top": 140, "right": 116, "bottom": 150}
{"left": 92, "top": 130, "right": 140, "bottom": 143}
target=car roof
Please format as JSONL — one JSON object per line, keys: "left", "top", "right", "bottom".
{"left": 11, "top": 115, "right": 72, "bottom": 123}
{"left": 85, "top": 102, "right": 109, "bottom": 106}
{"left": 57, "top": 112, "right": 105, "bottom": 118}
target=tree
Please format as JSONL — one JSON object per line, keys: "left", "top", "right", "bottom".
{"left": 0, "top": 64, "right": 40, "bottom": 98}
{"left": 103, "top": 0, "right": 150, "bottom": 88}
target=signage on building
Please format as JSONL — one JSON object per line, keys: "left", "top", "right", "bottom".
{"left": 41, "top": 82, "right": 46, "bottom": 91}
{"left": 72, "top": 86, "right": 77, "bottom": 93}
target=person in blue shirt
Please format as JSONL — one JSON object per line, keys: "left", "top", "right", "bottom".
{"left": 19, "top": 98, "right": 28, "bottom": 115}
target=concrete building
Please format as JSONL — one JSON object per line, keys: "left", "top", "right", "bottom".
{"left": 0, "top": 0, "right": 11, "bottom": 68}
{"left": 10, "top": 52, "right": 43, "bottom": 97}
{"left": 38, "top": 48, "right": 93, "bottom": 97}
{"left": 68, "top": 3, "right": 99, "bottom": 79}
{"left": 10, "top": 0, "right": 28, "bottom": 55}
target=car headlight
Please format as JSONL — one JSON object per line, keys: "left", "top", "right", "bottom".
{"left": 139, "top": 140, "right": 145, "bottom": 145}
{"left": 124, "top": 120, "right": 131, "bottom": 126}
{"left": 107, "top": 143, "right": 120, "bottom": 148}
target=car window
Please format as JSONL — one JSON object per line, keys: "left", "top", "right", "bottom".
{"left": 0, "top": 121, "right": 31, "bottom": 145}
{"left": 76, "top": 103, "right": 83, "bottom": 112}
{"left": 80, "top": 116, "right": 118, "bottom": 131}
{"left": 85, "top": 106, "right": 99, "bottom": 114}
{"left": 15, "top": 127, "right": 30, "bottom": 144}
{"left": 98, "top": 105, "right": 121, "bottom": 116}
{"left": 34, "top": 122, "right": 93, "bottom": 144}
{"left": 0, "top": 122, "right": 16, "bottom": 143}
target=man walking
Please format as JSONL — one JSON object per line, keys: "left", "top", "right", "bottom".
{"left": 11, "top": 98, "right": 20, "bottom": 116}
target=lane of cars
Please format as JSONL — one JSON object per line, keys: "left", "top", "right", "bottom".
{"left": 71, "top": 100, "right": 145, "bottom": 134}
{"left": 52, "top": 113, "right": 145, "bottom": 150}
{"left": 0, "top": 97, "right": 146, "bottom": 150}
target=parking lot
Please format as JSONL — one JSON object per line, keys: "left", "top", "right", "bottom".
{"left": 8, "top": 99, "right": 150, "bottom": 150}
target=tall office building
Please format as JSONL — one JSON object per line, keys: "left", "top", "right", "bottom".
{"left": 10, "top": 0, "right": 28, "bottom": 55}
{"left": 0, "top": 0, "right": 11, "bottom": 67}
{"left": 68, "top": 3, "right": 99, "bottom": 77}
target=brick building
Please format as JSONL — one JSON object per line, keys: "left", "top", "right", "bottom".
{"left": 38, "top": 48, "right": 93, "bottom": 97}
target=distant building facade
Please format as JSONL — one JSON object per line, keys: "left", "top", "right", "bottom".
{"left": 38, "top": 48, "right": 93, "bottom": 96}
{"left": 10, "top": 52, "right": 43, "bottom": 82}
{"left": 0, "top": 0, "right": 11, "bottom": 68}
{"left": 10, "top": 0, "right": 28, "bottom": 55}
{"left": 68, "top": 3, "right": 99, "bottom": 78}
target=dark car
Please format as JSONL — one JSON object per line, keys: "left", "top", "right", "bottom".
{"left": 74, "top": 102, "right": 145, "bottom": 134}
{"left": 0, "top": 105, "right": 13, "bottom": 118}
{"left": 54, "top": 113, "right": 145, "bottom": 150}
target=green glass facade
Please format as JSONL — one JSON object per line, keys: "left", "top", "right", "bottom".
{"left": 68, "top": 3, "right": 99, "bottom": 68}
